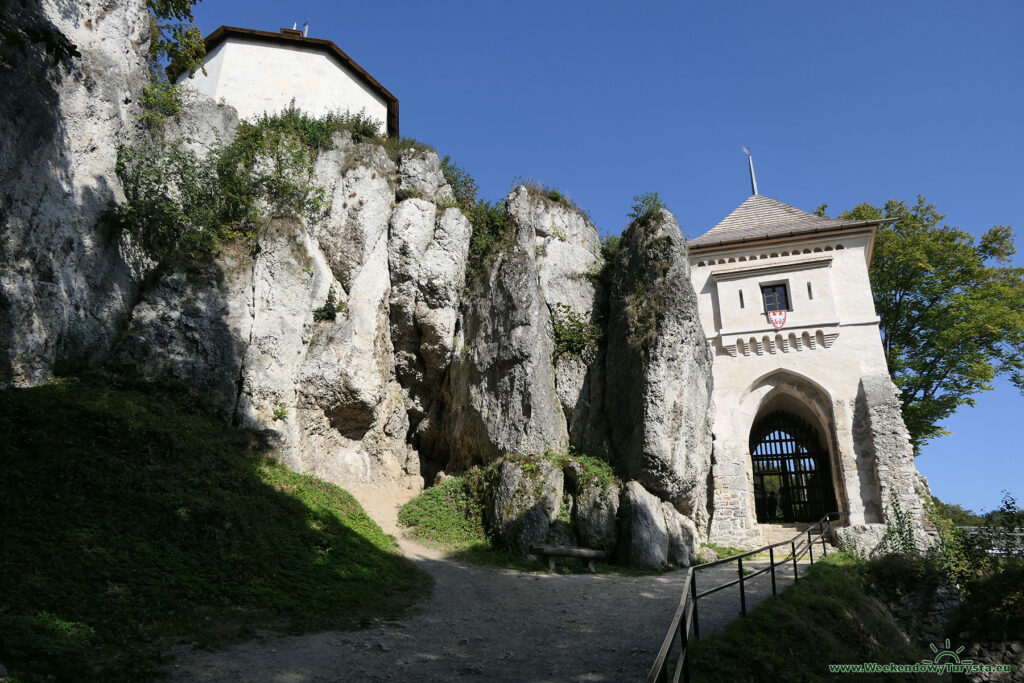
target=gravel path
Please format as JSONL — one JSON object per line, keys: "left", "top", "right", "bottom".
{"left": 167, "top": 495, "right": 817, "bottom": 682}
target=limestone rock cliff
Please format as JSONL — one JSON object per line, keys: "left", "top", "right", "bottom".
{"left": 0, "top": 3, "right": 721, "bottom": 566}
{"left": 0, "top": 0, "right": 151, "bottom": 385}
{"left": 604, "top": 209, "right": 715, "bottom": 531}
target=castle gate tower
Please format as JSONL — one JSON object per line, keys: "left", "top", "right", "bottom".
{"left": 687, "top": 186, "right": 925, "bottom": 548}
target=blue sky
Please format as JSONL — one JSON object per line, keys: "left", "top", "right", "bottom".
{"left": 188, "top": 0, "right": 1023, "bottom": 514}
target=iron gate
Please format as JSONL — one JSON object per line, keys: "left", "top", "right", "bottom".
{"left": 750, "top": 411, "right": 836, "bottom": 523}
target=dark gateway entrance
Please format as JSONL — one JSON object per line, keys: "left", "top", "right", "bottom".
{"left": 750, "top": 411, "right": 837, "bottom": 523}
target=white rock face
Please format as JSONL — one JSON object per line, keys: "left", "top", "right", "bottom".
{"left": 573, "top": 480, "right": 621, "bottom": 553}
{"left": 615, "top": 482, "right": 697, "bottom": 568}
{"left": 605, "top": 210, "right": 715, "bottom": 532}
{"left": 397, "top": 148, "right": 455, "bottom": 203}
{"left": 445, "top": 211, "right": 569, "bottom": 470}
{"left": 115, "top": 132, "right": 422, "bottom": 494}
{"left": 506, "top": 186, "right": 606, "bottom": 452}
{"left": 617, "top": 481, "right": 671, "bottom": 568}
{"left": 0, "top": 0, "right": 151, "bottom": 385}
{"left": 114, "top": 259, "right": 253, "bottom": 414}
{"left": 388, "top": 199, "right": 472, "bottom": 470}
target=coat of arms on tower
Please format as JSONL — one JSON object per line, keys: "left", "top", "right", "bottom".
{"left": 768, "top": 309, "right": 787, "bottom": 330}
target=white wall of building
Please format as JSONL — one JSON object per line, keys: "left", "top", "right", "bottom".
{"left": 180, "top": 38, "right": 389, "bottom": 129}
{"left": 689, "top": 229, "right": 891, "bottom": 547}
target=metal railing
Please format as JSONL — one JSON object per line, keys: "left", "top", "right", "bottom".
{"left": 647, "top": 512, "right": 840, "bottom": 683}
{"left": 957, "top": 526, "right": 1024, "bottom": 556}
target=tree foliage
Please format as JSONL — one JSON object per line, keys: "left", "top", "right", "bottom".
{"left": 838, "top": 196, "right": 1024, "bottom": 450}
{"left": 147, "top": 0, "right": 206, "bottom": 79}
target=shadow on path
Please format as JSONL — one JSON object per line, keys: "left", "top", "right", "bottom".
{"left": 170, "top": 503, "right": 823, "bottom": 682}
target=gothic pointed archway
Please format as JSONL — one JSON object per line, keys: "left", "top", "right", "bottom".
{"left": 749, "top": 410, "right": 837, "bottom": 523}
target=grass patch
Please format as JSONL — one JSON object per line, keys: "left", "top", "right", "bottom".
{"left": 0, "top": 374, "right": 430, "bottom": 681}
{"left": 689, "top": 553, "right": 921, "bottom": 681}
{"left": 513, "top": 178, "right": 594, "bottom": 223}
{"left": 397, "top": 475, "right": 487, "bottom": 549}
{"left": 700, "top": 542, "right": 747, "bottom": 560}
{"left": 398, "top": 460, "right": 638, "bottom": 575}
{"left": 396, "top": 474, "right": 541, "bottom": 570}
{"left": 382, "top": 136, "right": 437, "bottom": 163}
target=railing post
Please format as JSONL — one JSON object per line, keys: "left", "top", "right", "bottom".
{"left": 792, "top": 541, "right": 798, "bottom": 582}
{"left": 738, "top": 556, "right": 746, "bottom": 616}
{"left": 680, "top": 603, "right": 690, "bottom": 683}
{"left": 808, "top": 529, "right": 814, "bottom": 565}
{"left": 769, "top": 545, "right": 777, "bottom": 595}
{"left": 821, "top": 522, "right": 828, "bottom": 557}
{"left": 691, "top": 571, "right": 700, "bottom": 640}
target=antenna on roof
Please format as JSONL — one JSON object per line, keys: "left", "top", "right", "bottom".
{"left": 742, "top": 146, "right": 759, "bottom": 196}
{"left": 303, "top": 20, "right": 309, "bottom": 37}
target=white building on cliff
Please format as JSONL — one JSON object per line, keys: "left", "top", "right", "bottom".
{"left": 688, "top": 182, "right": 926, "bottom": 548}
{"left": 177, "top": 25, "right": 399, "bottom": 137}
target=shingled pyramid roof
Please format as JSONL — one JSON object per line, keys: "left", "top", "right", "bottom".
{"left": 689, "top": 195, "right": 859, "bottom": 248}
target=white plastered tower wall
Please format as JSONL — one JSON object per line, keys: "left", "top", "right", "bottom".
{"left": 688, "top": 195, "right": 931, "bottom": 549}
{"left": 175, "top": 28, "right": 397, "bottom": 136}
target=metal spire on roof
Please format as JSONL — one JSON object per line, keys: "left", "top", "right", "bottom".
{"left": 742, "top": 147, "right": 759, "bottom": 196}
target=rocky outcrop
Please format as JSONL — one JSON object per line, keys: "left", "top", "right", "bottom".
{"left": 388, "top": 200, "right": 471, "bottom": 465}
{"left": 114, "top": 134, "right": 430, "bottom": 495}
{"left": 617, "top": 481, "right": 695, "bottom": 568}
{"left": 445, "top": 212, "right": 568, "bottom": 470}
{"left": 604, "top": 210, "right": 714, "bottom": 531}
{"left": 572, "top": 480, "right": 620, "bottom": 553}
{"left": 487, "top": 456, "right": 564, "bottom": 555}
{"left": 662, "top": 502, "right": 698, "bottom": 566}
{"left": 505, "top": 187, "right": 608, "bottom": 454}
{"left": 396, "top": 148, "right": 454, "bottom": 203}
{"left": 847, "top": 374, "right": 936, "bottom": 551}
{"left": 0, "top": 0, "right": 151, "bottom": 386}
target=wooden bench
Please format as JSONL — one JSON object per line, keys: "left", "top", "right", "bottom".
{"left": 528, "top": 544, "right": 607, "bottom": 572}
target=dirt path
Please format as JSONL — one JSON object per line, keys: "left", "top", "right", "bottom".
{"left": 167, "top": 492, "right": 812, "bottom": 682}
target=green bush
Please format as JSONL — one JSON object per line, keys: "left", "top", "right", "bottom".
{"left": 139, "top": 78, "right": 182, "bottom": 127}
{"left": 874, "top": 495, "right": 919, "bottom": 556}
{"left": 951, "top": 563, "right": 1024, "bottom": 641}
{"left": 464, "top": 199, "right": 515, "bottom": 287}
{"left": 440, "top": 155, "right": 479, "bottom": 210}
{"left": 627, "top": 191, "right": 666, "bottom": 229}
{"left": 113, "top": 137, "right": 228, "bottom": 260}
{"left": 569, "top": 453, "right": 618, "bottom": 490}
{"left": 113, "top": 103, "right": 350, "bottom": 262}
{"left": 313, "top": 286, "right": 347, "bottom": 322}
{"left": 549, "top": 302, "right": 601, "bottom": 359}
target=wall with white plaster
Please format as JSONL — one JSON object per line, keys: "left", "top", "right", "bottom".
{"left": 689, "top": 229, "right": 891, "bottom": 547}
{"left": 179, "top": 38, "right": 388, "bottom": 128}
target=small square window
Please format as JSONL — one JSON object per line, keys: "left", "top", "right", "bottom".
{"left": 761, "top": 283, "right": 791, "bottom": 312}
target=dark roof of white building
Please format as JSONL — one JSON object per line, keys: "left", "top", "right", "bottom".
{"left": 689, "top": 195, "right": 883, "bottom": 249}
